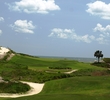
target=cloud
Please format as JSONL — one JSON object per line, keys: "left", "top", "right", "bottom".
{"left": 7, "top": 0, "right": 60, "bottom": 14}
{"left": 94, "top": 23, "right": 110, "bottom": 35}
{"left": 93, "top": 23, "right": 110, "bottom": 44}
{"left": 86, "top": 1, "right": 110, "bottom": 20}
{"left": 11, "top": 20, "right": 35, "bottom": 34}
{"left": 49, "top": 28, "right": 95, "bottom": 43}
{"left": 96, "top": 35, "right": 108, "bottom": 44}
{"left": 0, "top": 30, "right": 2, "bottom": 35}
{"left": 0, "top": 17, "right": 4, "bottom": 22}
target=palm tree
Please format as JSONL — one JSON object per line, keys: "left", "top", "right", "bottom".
{"left": 94, "top": 50, "right": 103, "bottom": 63}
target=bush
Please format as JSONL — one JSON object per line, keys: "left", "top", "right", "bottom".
{"left": 0, "top": 81, "right": 30, "bottom": 93}
{"left": 103, "top": 58, "right": 110, "bottom": 63}
{"left": 49, "top": 66, "right": 72, "bottom": 69}
{"left": 91, "top": 62, "right": 109, "bottom": 68}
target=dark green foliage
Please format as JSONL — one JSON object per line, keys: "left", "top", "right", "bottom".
{"left": 71, "top": 69, "right": 108, "bottom": 76}
{"left": 49, "top": 66, "right": 72, "bottom": 69}
{"left": 94, "top": 50, "right": 103, "bottom": 63}
{"left": 1, "top": 69, "right": 71, "bottom": 83}
{"left": 92, "top": 62, "right": 110, "bottom": 68}
{"left": 103, "top": 58, "right": 110, "bottom": 63}
{"left": 0, "top": 81, "right": 30, "bottom": 93}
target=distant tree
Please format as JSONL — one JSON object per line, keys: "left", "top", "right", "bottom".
{"left": 94, "top": 50, "right": 103, "bottom": 63}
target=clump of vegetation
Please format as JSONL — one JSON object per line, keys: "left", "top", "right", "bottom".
{"left": 1, "top": 69, "right": 71, "bottom": 83}
{"left": 94, "top": 50, "right": 103, "bottom": 63}
{"left": 0, "top": 81, "right": 30, "bottom": 93}
{"left": 103, "top": 58, "right": 110, "bottom": 63}
{"left": 72, "top": 68, "right": 110, "bottom": 76}
{"left": 49, "top": 66, "right": 72, "bottom": 69}
{"left": 91, "top": 62, "right": 109, "bottom": 68}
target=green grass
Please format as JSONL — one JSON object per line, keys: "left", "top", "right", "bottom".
{"left": 9, "top": 55, "right": 105, "bottom": 71}
{"left": 0, "top": 54, "right": 110, "bottom": 100}
{"left": 3, "top": 94, "right": 110, "bottom": 100}
{"left": 2, "top": 76, "right": 110, "bottom": 100}
{"left": 40, "top": 76, "right": 110, "bottom": 95}
{"left": 0, "top": 54, "right": 107, "bottom": 83}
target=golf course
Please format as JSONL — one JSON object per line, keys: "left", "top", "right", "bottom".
{"left": 0, "top": 47, "right": 110, "bottom": 100}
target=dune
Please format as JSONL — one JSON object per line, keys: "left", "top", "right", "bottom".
{"left": 0, "top": 47, "right": 10, "bottom": 55}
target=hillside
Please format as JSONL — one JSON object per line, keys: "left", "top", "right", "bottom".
{"left": 0, "top": 47, "right": 110, "bottom": 99}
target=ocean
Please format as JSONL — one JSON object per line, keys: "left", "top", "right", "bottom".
{"left": 39, "top": 56, "right": 98, "bottom": 63}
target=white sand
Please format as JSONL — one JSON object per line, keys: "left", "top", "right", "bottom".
{"left": 0, "top": 47, "right": 10, "bottom": 55}
{"left": 64, "top": 69, "right": 78, "bottom": 74}
{"left": 0, "top": 81, "right": 44, "bottom": 98}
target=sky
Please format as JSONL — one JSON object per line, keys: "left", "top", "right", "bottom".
{"left": 0, "top": 0, "right": 110, "bottom": 58}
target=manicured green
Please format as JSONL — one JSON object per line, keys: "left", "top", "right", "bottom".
{"left": 41, "top": 76, "right": 110, "bottom": 95}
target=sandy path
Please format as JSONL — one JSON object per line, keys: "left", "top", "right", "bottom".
{"left": 64, "top": 69, "right": 78, "bottom": 74}
{"left": 0, "top": 81, "right": 44, "bottom": 98}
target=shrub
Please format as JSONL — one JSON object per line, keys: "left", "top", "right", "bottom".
{"left": 0, "top": 81, "right": 30, "bottom": 93}
{"left": 49, "top": 66, "right": 72, "bottom": 69}
{"left": 103, "top": 58, "right": 110, "bottom": 63}
{"left": 91, "top": 62, "right": 109, "bottom": 68}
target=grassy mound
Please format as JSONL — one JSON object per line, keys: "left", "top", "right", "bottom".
{"left": 40, "top": 76, "right": 110, "bottom": 95}
{"left": 0, "top": 81, "right": 30, "bottom": 93}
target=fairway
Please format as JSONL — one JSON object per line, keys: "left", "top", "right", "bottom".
{"left": 0, "top": 54, "right": 110, "bottom": 100}
{"left": 41, "top": 76, "right": 110, "bottom": 95}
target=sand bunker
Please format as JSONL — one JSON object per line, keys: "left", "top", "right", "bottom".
{"left": 0, "top": 81, "right": 44, "bottom": 98}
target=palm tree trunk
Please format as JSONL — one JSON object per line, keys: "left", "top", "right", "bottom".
{"left": 98, "top": 57, "right": 100, "bottom": 63}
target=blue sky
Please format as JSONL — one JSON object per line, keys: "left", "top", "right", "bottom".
{"left": 0, "top": 0, "right": 110, "bottom": 58}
